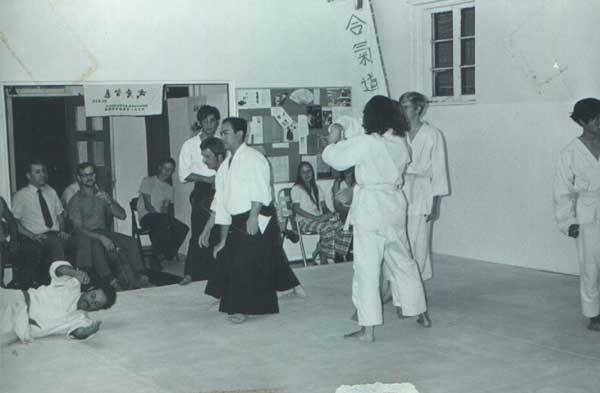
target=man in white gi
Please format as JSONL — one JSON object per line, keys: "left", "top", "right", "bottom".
{"left": 322, "top": 95, "right": 428, "bottom": 342}
{"left": 554, "top": 97, "right": 600, "bottom": 331}
{"left": 205, "top": 117, "right": 301, "bottom": 323}
{"left": 1, "top": 260, "right": 116, "bottom": 346}
{"left": 398, "top": 92, "right": 449, "bottom": 281}
{"left": 179, "top": 105, "right": 221, "bottom": 284}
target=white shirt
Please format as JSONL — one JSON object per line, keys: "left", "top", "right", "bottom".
{"left": 211, "top": 143, "right": 272, "bottom": 225}
{"left": 28, "top": 261, "right": 93, "bottom": 338}
{"left": 12, "top": 184, "right": 64, "bottom": 234}
{"left": 291, "top": 184, "right": 325, "bottom": 217}
{"left": 403, "top": 122, "right": 449, "bottom": 215}
{"left": 554, "top": 138, "right": 600, "bottom": 235}
{"left": 322, "top": 131, "right": 410, "bottom": 230}
{"left": 61, "top": 182, "right": 80, "bottom": 207}
{"left": 178, "top": 134, "right": 217, "bottom": 183}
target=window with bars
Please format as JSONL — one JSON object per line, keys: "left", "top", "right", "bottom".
{"left": 430, "top": 5, "right": 475, "bottom": 98}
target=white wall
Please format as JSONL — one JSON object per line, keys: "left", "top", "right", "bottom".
{"left": 110, "top": 117, "right": 148, "bottom": 235}
{"left": 373, "top": 0, "right": 600, "bottom": 274}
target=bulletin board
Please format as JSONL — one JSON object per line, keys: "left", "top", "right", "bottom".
{"left": 236, "top": 87, "right": 352, "bottom": 182}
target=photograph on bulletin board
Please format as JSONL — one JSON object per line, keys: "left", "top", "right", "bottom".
{"left": 237, "top": 86, "right": 351, "bottom": 183}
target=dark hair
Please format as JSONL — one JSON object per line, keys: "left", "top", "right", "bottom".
{"left": 200, "top": 137, "right": 226, "bottom": 160}
{"left": 197, "top": 105, "right": 221, "bottom": 122}
{"left": 399, "top": 91, "right": 428, "bottom": 116}
{"left": 222, "top": 117, "right": 248, "bottom": 140}
{"left": 26, "top": 158, "right": 46, "bottom": 173}
{"left": 362, "top": 95, "right": 408, "bottom": 137}
{"left": 76, "top": 162, "right": 97, "bottom": 176}
{"left": 294, "top": 161, "right": 320, "bottom": 208}
{"left": 571, "top": 98, "right": 600, "bottom": 125}
{"left": 339, "top": 167, "right": 355, "bottom": 186}
{"left": 99, "top": 283, "right": 117, "bottom": 309}
{"left": 157, "top": 157, "right": 176, "bottom": 168}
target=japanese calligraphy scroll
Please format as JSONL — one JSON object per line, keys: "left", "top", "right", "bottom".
{"left": 336, "top": 0, "right": 389, "bottom": 111}
{"left": 83, "top": 84, "right": 163, "bottom": 117}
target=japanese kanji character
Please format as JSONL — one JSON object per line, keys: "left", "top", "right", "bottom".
{"left": 345, "top": 14, "right": 366, "bottom": 35}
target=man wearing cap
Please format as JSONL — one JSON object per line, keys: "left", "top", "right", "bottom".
{"left": 554, "top": 97, "right": 600, "bottom": 331}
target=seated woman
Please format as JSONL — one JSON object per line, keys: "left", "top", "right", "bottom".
{"left": 138, "top": 158, "right": 189, "bottom": 269}
{"left": 291, "top": 161, "right": 352, "bottom": 264}
{"left": 331, "top": 167, "right": 355, "bottom": 223}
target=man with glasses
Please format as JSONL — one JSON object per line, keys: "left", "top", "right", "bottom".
{"left": 68, "top": 162, "right": 150, "bottom": 290}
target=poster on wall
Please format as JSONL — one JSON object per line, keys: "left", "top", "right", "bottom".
{"left": 237, "top": 86, "right": 352, "bottom": 182}
{"left": 84, "top": 84, "right": 164, "bottom": 117}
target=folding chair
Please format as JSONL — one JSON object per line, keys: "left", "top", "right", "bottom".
{"left": 129, "top": 197, "right": 154, "bottom": 268}
{"left": 277, "top": 188, "right": 319, "bottom": 267}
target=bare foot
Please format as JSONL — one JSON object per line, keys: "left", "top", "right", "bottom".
{"left": 417, "top": 311, "right": 432, "bottom": 328}
{"left": 227, "top": 314, "right": 247, "bottom": 324}
{"left": 179, "top": 275, "right": 192, "bottom": 286}
{"left": 343, "top": 326, "right": 374, "bottom": 342}
{"left": 293, "top": 285, "right": 307, "bottom": 298}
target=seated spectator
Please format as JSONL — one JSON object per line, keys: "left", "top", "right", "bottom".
{"left": 331, "top": 167, "right": 355, "bottom": 223}
{"left": 138, "top": 158, "right": 189, "bottom": 269}
{"left": 0, "top": 260, "right": 116, "bottom": 347}
{"left": 11, "top": 159, "right": 71, "bottom": 288}
{"left": 62, "top": 179, "right": 98, "bottom": 210}
{"left": 291, "top": 161, "right": 352, "bottom": 264}
{"left": 68, "top": 162, "right": 150, "bottom": 290}
{"left": 0, "top": 196, "right": 19, "bottom": 288}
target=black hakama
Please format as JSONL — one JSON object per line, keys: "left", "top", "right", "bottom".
{"left": 205, "top": 205, "right": 300, "bottom": 315}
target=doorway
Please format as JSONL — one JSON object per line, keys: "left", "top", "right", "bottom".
{"left": 8, "top": 90, "right": 113, "bottom": 198}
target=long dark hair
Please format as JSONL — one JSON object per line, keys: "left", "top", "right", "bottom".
{"left": 294, "top": 161, "right": 320, "bottom": 208}
{"left": 362, "top": 95, "right": 409, "bottom": 137}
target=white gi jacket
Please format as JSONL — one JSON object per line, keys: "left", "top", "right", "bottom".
{"left": 403, "top": 122, "right": 449, "bottom": 215}
{"left": 211, "top": 143, "right": 272, "bottom": 225}
{"left": 322, "top": 131, "right": 410, "bottom": 231}
{"left": 178, "top": 134, "right": 217, "bottom": 183}
{"left": 554, "top": 138, "right": 600, "bottom": 235}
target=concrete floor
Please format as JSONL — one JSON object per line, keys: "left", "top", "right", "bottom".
{"left": 2, "top": 254, "right": 600, "bottom": 393}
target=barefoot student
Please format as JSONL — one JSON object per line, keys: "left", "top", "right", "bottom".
{"left": 322, "top": 95, "right": 428, "bottom": 342}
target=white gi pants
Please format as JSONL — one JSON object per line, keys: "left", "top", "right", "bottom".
{"left": 576, "top": 222, "right": 600, "bottom": 318}
{"left": 407, "top": 213, "right": 433, "bottom": 281}
{"left": 353, "top": 225, "right": 426, "bottom": 326}
{"left": 0, "top": 288, "right": 31, "bottom": 346}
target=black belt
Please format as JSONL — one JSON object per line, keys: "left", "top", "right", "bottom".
{"left": 22, "top": 290, "right": 40, "bottom": 327}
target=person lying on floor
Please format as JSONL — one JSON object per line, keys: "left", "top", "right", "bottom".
{"left": 1, "top": 260, "right": 117, "bottom": 346}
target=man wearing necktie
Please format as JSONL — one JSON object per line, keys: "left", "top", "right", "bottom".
{"left": 11, "top": 159, "right": 71, "bottom": 288}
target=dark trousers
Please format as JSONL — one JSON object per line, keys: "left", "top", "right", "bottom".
{"left": 184, "top": 183, "right": 215, "bottom": 281}
{"left": 140, "top": 213, "right": 189, "bottom": 260}
{"left": 71, "top": 235, "right": 114, "bottom": 283}
{"left": 72, "top": 231, "right": 145, "bottom": 286}
{"left": 14, "top": 232, "right": 67, "bottom": 288}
